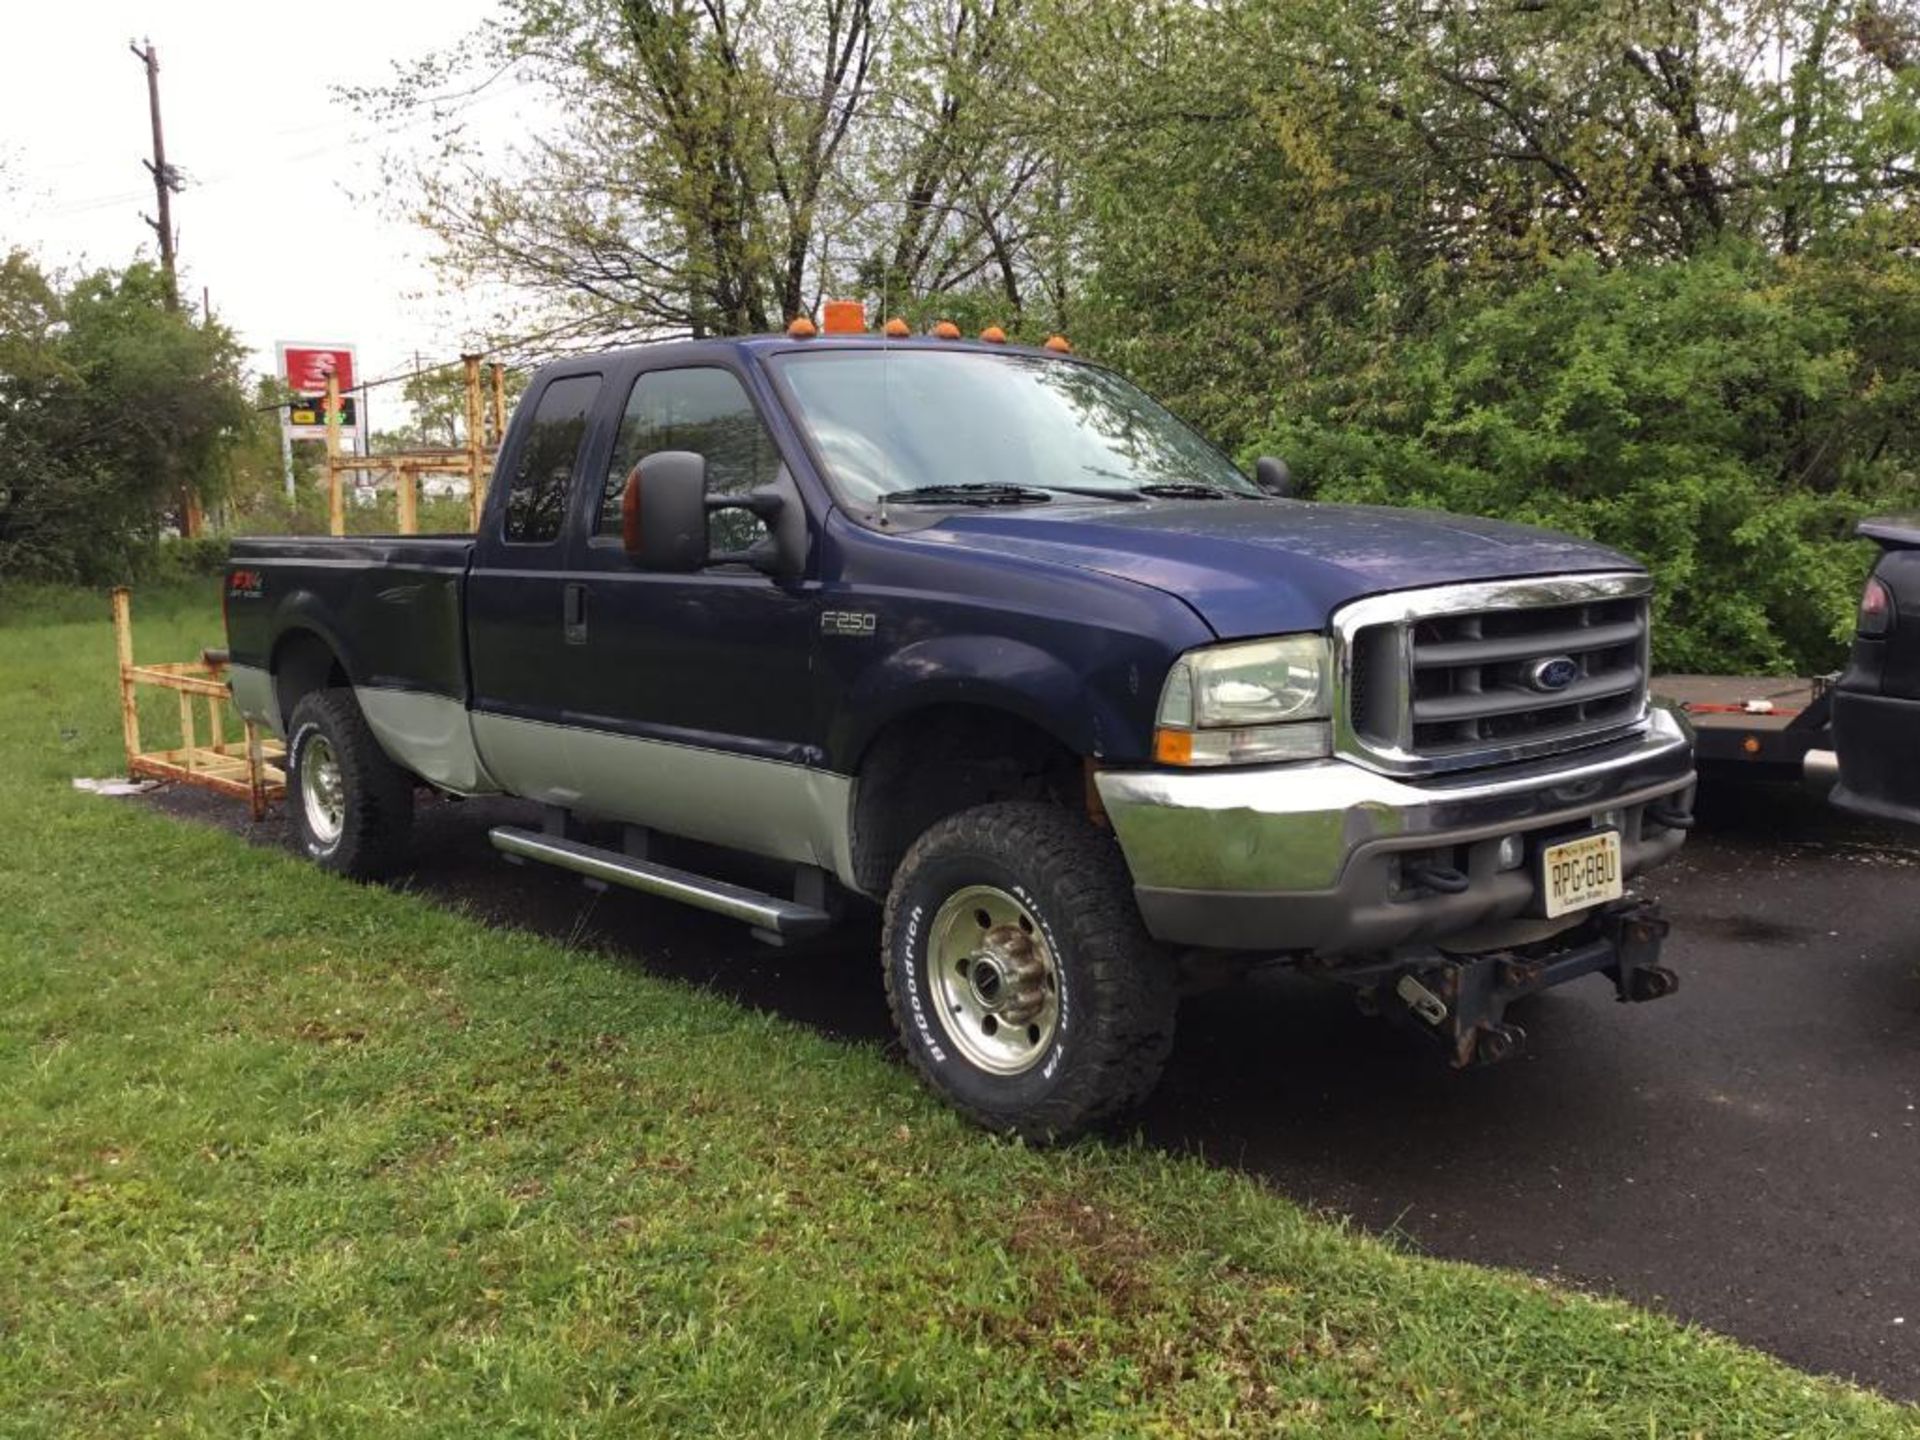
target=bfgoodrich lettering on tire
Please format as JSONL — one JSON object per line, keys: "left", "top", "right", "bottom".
{"left": 882, "top": 801, "right": 1176, "bottom": 1141}
{"left": 286, "top": 688, "right": 415, "bottom": 880}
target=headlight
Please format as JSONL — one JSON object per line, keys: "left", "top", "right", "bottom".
{"left": 1154, "top": 634, "right": 1333, "bottom": 766}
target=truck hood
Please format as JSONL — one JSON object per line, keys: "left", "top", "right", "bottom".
{"left": 927, "top": 498, "right": 1641, "bottom": 639}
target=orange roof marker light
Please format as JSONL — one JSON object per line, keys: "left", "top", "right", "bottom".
{"left": 882, "top": 316, "right": 911, "bottom": 337}
{"left": 823, "top": 299, "right": 865, "bottom": 334}
{"left": 979, "top": 325, "right": 1008, "bottom": 343}
{"left": 932, "top": 320, "right": 962, "bottom": 339}
{"left": 786, "top": 315, "right": 818, "bottom": 338}
{"left": 1043, "top": 334, "right": 1072, "bottom": 353}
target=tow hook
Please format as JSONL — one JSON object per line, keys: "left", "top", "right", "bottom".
{"left": 1647, "top": 800, "right": 1696, "bottom": 831}
{"left": 1474, "top": 1021, "right": 1527, "bottom": 1066}
{"left": 1395, "top": 974, "right": 1449, "bottom": 1026}
{"left": 1598, "top": 902, "right": 1678, "bottom": 1004}
{"left": 1627, "top": 965, "right": 1681, "bottom": 1002}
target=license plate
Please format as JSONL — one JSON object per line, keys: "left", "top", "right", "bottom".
{"left": 1540, "top": 831, "right": 1623, "bottom": 918}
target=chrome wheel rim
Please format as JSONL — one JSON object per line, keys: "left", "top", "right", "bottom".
{"left": 926, "top": 885, "right": 1061, "bottom": 1076}
{"left": 300, "top": 734, "right": 346, "bottom": 846}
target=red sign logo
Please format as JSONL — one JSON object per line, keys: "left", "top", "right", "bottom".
{"left": 282, "top": 346, "right": 355, "bottom": 395}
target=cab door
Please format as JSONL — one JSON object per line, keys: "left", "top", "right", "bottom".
{"left": 560, "top": 363, "right": 827, "bottom": 856}
{"left": 466, "top": 368, "right": 608, "bottom": 805}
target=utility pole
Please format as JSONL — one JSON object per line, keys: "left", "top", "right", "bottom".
{"left": 131, "top": 38, "right": 195, "bottom": 534}
{"left": 129, "top": 39, "right": 180, "bottom": 311}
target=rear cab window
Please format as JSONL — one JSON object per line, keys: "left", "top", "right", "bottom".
{"left": 503, "top": 373, "right": 603, "bottom": 545}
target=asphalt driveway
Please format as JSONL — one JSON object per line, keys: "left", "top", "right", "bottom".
{"left": 146, "top": 779, "right": 1920, "bottom": 1398}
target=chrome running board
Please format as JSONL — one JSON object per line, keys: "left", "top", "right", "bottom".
{"left": 489, "top": 826, "right": 833, "bottom": 938}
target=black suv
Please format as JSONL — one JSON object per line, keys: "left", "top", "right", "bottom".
{"left": 1831, "top": 518, "right": 1920, "bottom": 826}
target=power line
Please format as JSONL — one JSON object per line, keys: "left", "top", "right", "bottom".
{"left": 252, "top": 302, "right": 644, "bottom": 414}
{"left": 42, "top": 60, "right": 529, "bottom": 220}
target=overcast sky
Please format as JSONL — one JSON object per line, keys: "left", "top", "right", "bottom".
{"left": 2, "top": 1, "right": 536, "bottom": 423}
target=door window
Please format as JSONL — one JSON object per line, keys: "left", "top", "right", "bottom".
{"left": 503, "top": 373, "right": 602, "bottom": 544}
{"left": 600, "top": 367, "right": 782, "bottom": 550}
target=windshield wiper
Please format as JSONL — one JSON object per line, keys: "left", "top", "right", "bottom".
{"left": 1135, "top": 482, "right": 1238, "bottom": 500}
{"left": 878, "top": 483, "right": 1053, "bottom": 506}
{"left": 1036, "top": 484, "right": 1144, "bottom": 502}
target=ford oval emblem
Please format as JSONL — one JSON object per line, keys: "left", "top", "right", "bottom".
{"left": 1526, "top": 655, "right": 1581, "bottom": 693}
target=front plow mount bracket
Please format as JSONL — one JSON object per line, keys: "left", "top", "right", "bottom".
{"left": 1362, "top": 898, "right": 1678, "bottom": 1068}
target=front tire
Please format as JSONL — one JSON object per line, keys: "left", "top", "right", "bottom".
{"left": 882, "top": 801, "right": 1176, "bottom": 1141}
{"left": 286, "top": 688, "right": 414, "bottom": 879}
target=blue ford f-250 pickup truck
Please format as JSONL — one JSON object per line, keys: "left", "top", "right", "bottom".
{"left": 224, "top": 330, "right": 1696, "bottom": 1139}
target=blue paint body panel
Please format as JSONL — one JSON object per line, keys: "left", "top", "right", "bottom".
{"left": 227, "top": 334, "right": 1647, "bottom": 778}
{"left": 919, "top": 498, "right": 1633, "bottom": 641}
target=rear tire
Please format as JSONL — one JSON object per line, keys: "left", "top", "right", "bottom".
{"left": 882, "top": 801, "right": 1176, "bottom": 1142}
{"left": 286, "top": 688, "right": 414, "bottom": 880}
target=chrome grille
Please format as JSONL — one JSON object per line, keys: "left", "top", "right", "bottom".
{"left": 1335, "top": 574, "right": 1652, "bottom": 774}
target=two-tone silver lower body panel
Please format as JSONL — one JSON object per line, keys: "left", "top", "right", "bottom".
{"left": 1094, "top": 706, "right": 1696, "bottom": 955}
{"left": 470, "top": 711, "right": 854, "bottom": 880}
{"left": 234, "top": 669, "right": 857, "bottom": 884}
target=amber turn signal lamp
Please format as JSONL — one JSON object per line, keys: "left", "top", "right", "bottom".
{"left": 1153, "top": 728, "right": 1194, "bottom": 765}
{"left": 620, "top": 467, "right": 643, "bottom": 556}
{"left": 883, "top": 316, "right": 911, "bottom": 337}
{"left": 786, "top": 315, "right": 818, "bottom": 338}
{"left": 932, "top": 320, "right": 962, "bottom": 339}
{"left": 823, "top": 299, "right": 865, "bottom": 334}
{"left": 1043, "top": 334, "right": 1072, "bottom": 353}
{"left": 979, "top": 325, "right": 1007, "bottom": 343}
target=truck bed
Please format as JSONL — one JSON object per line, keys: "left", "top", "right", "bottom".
{"left": 225, "top": 534, "right": 477, "bottom": 706}
{"left": 229, "top": 533, "right": 477, "bottom": 566}
{"left": 1653, "top": 673, "right": 1831, "bottom": 779}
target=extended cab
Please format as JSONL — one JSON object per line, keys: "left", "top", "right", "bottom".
{"left": 225, "top": 333, "right": 1696, "bottom": 1138}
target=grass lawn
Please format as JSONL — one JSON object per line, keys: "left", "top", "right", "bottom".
{"left": 0, "top": 581, "right": 1914, "bottom": 1438}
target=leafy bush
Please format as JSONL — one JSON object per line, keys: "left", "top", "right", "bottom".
{"left": 1257, "top": 248, "right": 1920, "bottom": 674}
{"left": 137, "top": 536, "right": 231, "bottom": 581}
{"left": 0, "top": 256, "right": 252, "bottom": 586}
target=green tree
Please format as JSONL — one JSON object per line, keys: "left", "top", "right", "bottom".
{"left": 1059, "top": 0, "right": 1920, "bottom": 441}
{"left": 358, "top": 0, "right": 879, "bottom": 340}
{"left": 359, "top": 0, "right": 1075, "bottom": 341}
{"left": 0, "top": 255, "right": 252, "bottom": 582}
{"left": 853, "top": 0, "right": 1069, "bottom": 326}
{"left": 395, "top": 362, "right": 527, "bottom": 449}
{"left": 1261, "top": 247, "right": 1920, "bottom": 673}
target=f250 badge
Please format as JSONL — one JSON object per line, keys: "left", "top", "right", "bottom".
{"left": 820, "top": 610, "right": 877, "bottom": 638}
{"left": 228, "top": 569, "right": 265, "bottom": 599}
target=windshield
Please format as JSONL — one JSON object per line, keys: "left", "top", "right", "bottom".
{"left": 769, "top": 349, "right": 1258, "bottom": 508}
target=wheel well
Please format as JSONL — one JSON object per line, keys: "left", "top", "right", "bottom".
{"left": 848, "top": 705, "right": 1083, "bottom": 898}
{"left": 271, "top": 629, "right": 349, "bottom": 731}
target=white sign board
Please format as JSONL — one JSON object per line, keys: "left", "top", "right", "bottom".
{"left": 276, "top": 340, "right": 365, "bottom": 445}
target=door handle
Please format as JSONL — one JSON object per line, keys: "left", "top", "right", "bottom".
{"left": 563, "top": 583, "right": 588, "bottom": 645}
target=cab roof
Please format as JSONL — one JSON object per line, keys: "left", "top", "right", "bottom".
{"left": 544, "top": 331, "right": 1080, "bottom": 375}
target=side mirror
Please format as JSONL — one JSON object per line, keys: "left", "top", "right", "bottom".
{"left": 622, "top": 451, "right": 710, "bottom": 571}
{"left": 621, "top": 451, "right": 798, "bottom": 577}
{"left": 1255, "top": 455, "right": 1294, "bottom": 498}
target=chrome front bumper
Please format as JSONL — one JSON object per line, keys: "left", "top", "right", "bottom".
{"left": 1095, "top": 706, "right": 1696, "bottom": 954}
